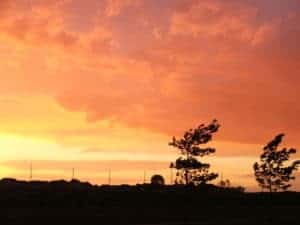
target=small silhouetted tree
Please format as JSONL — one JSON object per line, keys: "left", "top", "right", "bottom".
{"left": 254, "top": 134, "right": 300, "bottom": 192}
{"left": 169, "top": 119, "right": 220, "bottom": 185}
{"left": 219, "top": 179, "right": 231, "bottom": 188}
{"left": 151, "top": 174, "right": 165, "bottom": 186}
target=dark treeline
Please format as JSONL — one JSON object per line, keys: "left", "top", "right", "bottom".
{"left": 0, "top": 178, "right": 300, "bottom": 225}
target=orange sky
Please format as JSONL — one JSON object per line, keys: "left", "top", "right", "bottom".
{"left": 0, "top": 0, "right": 300, "bottom": 191}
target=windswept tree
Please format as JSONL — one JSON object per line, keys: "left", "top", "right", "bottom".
{"left": 169, "top": 119, "right": 220, "bottom": 185}
{"left": 254, "top": 134, "right": 300, "bottom": 192}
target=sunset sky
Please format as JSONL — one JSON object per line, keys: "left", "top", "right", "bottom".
{"left": 0, "top": 0, "right": 300, "bottom": 191}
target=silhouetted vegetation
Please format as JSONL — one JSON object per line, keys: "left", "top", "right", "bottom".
{"left": 0, "top": 178, "right": 299, "bottom": 225}
{"left": 150, "top": 174, "right": 165, "bottom": 186}
{"left": 169, "top": 119, "right": 220, "bottom": 185}
{"left": 254, "top": 134, "right": 300, "bottom": 192}
{"left": 219, "top": 178, "right": 231, "bottom": 188}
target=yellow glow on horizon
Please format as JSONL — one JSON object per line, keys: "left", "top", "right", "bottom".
{"left": 0, "top": 95, "right": 170, "bottom": 155}
{"left": 0, "top": 133, "right": 80, "bottom": 160}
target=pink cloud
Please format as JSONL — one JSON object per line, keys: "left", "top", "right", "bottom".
{"left": 0, "top": 0, "right": 300, "bottom": 150}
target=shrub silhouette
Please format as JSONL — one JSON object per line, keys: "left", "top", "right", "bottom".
{"left": 219, "top": 179, "right": 231, "bottom": 188}
{"left": 150, "top": 174, "right": 165, "bottom": 186}
{"left": 254, "top": 134, "right": 300, "bottom": 192}
{"left": 169, "top": 119, "right": 220, "bottom": 185}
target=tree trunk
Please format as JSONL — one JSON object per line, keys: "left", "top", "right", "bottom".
{"left": 268, "top": 177, "right": 272, "bottom": 193}
{"left": 184, "top": 169, "right": 189, "bottom": 185}
{"left": 185, "top": 152, "right": 190, "bottom": 185}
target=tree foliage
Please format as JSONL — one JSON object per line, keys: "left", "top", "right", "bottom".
{"left": 253, "top": 134, "right": 300, "bottom": 192}
{"left": 169, "top": 119, "right": 220, "bottom": 185}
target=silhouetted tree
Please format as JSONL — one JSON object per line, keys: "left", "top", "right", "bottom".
{"left": 254, "top": 134, "right": 300, "bottom": 192}
{"left": 169, "top": 119, "right": 220, "bottom": 185}
{"left": 151, "top": 174, "right": 165, "bottom": 186}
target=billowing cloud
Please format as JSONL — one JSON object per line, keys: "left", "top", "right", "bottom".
{"left": 0, "top": 0, "right": 300, "bottom": 161}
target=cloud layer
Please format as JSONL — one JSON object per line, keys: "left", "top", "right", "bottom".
{"left": 0, "top": 0, "right": 300, "bottom": 156}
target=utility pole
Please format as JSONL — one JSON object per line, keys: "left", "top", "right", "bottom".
{"left": 143, "top": 170, "right": 146, "bottom": 184}
{"left": 72, "top": 168, "right": 75, "bottom": 180}
{"left": 29, "top": 162, "right": 32, "bottom": 181}
{"left": 108, "top": 169, "right": 111, "bottom": 185}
